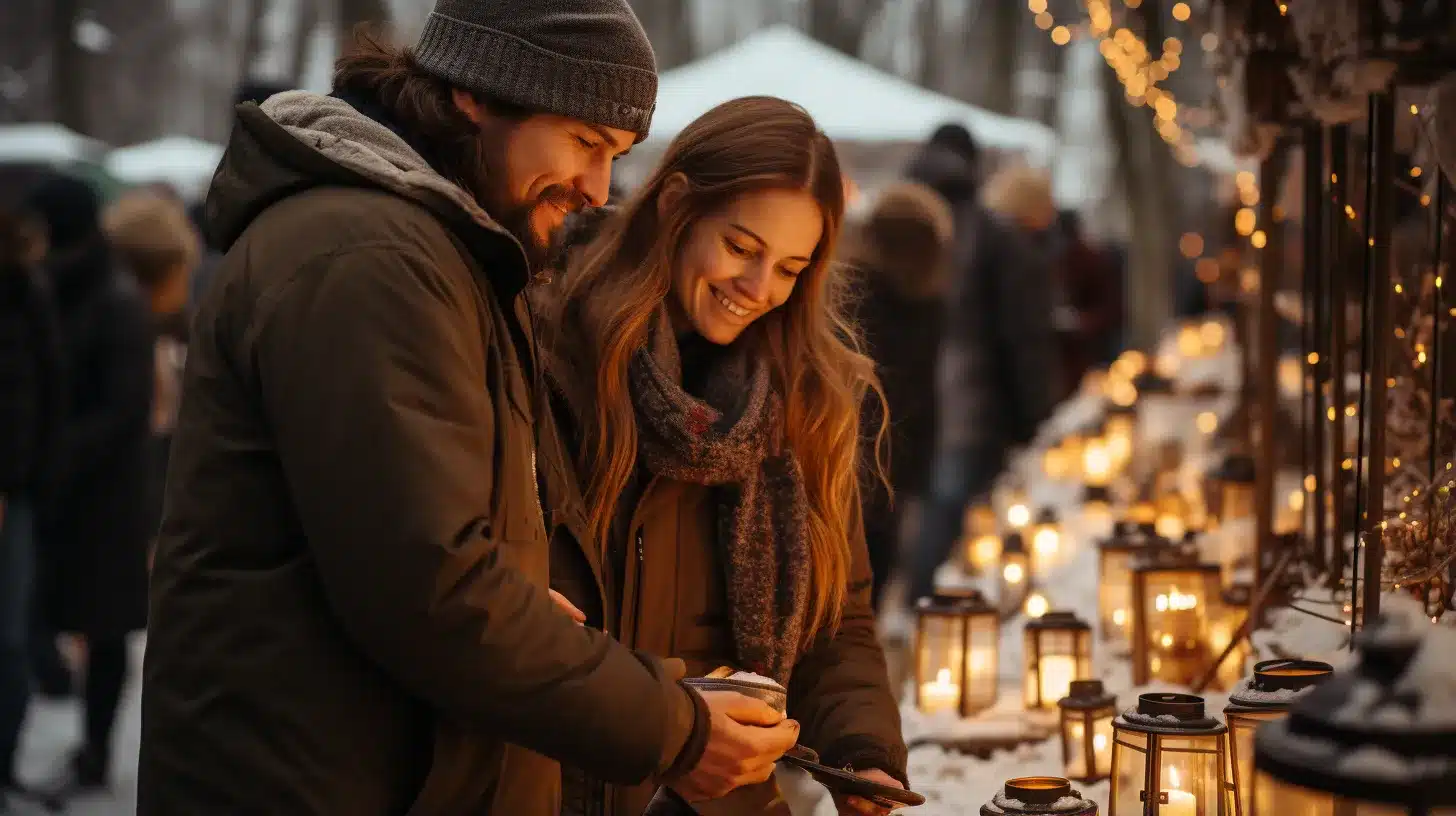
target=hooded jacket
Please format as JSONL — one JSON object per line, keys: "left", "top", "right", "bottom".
{"left": 138, "top": 92, "right": 705, "bottom": 816}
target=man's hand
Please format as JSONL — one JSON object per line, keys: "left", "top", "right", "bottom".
{"left": 833, "top": 769, "right": 907, "bottom": 815}
{"left": 670, "top": 690, "right": 799, "bottom": 802}
{"left": 547, "top": 589, "right": 586, "bottom": 624}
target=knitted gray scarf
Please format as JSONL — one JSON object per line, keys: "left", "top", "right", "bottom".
{"left": 628, "top": 322, "right": 812, "bottom": 686}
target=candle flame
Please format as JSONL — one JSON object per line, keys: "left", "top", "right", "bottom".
{"left": 1169, "top": 766, "right": 1181, "bottom": 789}
{"left": 1008, "top": 503, "right": 1031, "bottom": 528}
{"left": 935, "top": 667, "right": 952, "bottom": 686}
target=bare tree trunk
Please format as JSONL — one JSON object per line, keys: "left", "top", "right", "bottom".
{"left": 916, "top": 0, "right": 941, "bottom": 90}
{"left": 1101, "top": 12, "right": 1177, "bottom": 350}
{"left": 806, "top": 0, "right": 882, "bottom": 56}
{"left": 628, "top": 0, "right": 694, "bottom": 70}
{"left": 291, "top": 0, "right": 321, "bottom": 86}
{"left": 50, "top": 0, "right": 86, "bottom": 134}
{"left": 977, "top": 0, "right": 1018, "bottom": 115}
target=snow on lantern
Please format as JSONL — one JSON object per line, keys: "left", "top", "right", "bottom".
{"left": 1108, "top": 693, "right": 1235, "bottom": 816}
{"left": 981, "top": 777, "right": 1099, "bottom": 816}
{"left": 1031, "top": 508, "right": 1064, "bottom": 574}
{"left": 1000, "top": 532, "right": 1032, "bottom": 611}
{"left": 1099, "top": 523, "right": 1169, "bottom": 645}
{"left": 1060, "top": 679, "right": 1117, "bottom": 784}
{"left": 1131, "top": 550, "right": 1222, "bottom": 686}
{"left": 1224, "top": 660, "right": 1333, "bottom": 816}
{"left": 1024, "top": 611, "right": 1092, "bottom": 710}
{"left": 1254, "top": 621, "right": 1456, "bottom": 816}
{"left": 1134, "top": 372, "right": 1180, "bottom": 447}
{"left": 1206, "top": 454, "right": 1256, "bottom": 526}
{"left": 913, "top": 591, "right": 999, "bottom": 717}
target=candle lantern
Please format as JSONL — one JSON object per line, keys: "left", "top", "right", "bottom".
{"left": 1206, "top": 454, "right": 1256, "bottom": 525}
{"left": 1254, "top": 625, "right": 1456, "bottom": 816}
{"left": 963, "top": 504, "right": 1001, "bottom": 573}
{"left": 981, "top": 777, "right": 1099, "bottom": 816}
{"left": 999, "top": 532, "right": 1031, "bottom": 611}
{"left": 1006, "top": 491, "right": 1033, "bottom": 530}
{"left": 1155, "top": 492, "right": 1191, "bottom": 543}
{"left": 912, "top": 591, "right": 1000, "bottom": 716}
{"left": 1060, "top": 679, "right": 1118, "bottom": 784}
{"left": 1224, "top": 660, "right": 1333, "bottom": 816}
{"left": 1031, "top": 508, "right": 1063, "bottom": 574}
{"left": 1131, "top": 550, "right": 1222, "bottom": 686}
{"left": 1045, "top": 446, "right": 1073, "bottom": 481}
{"left": 1208, "top": 586, "right": 1252, "bottom": 691}
{"left": 1108, "top": 693, "right": 1235, "bottom": 816}
{"left": 1024, "top": 611, "right": 1092, "bottom": 710}
{"left": 1098, "top": 523, "right": 1168, "bottom": 644}
{"left": 1127, "top": 501, "right": 1158, "bottom": 527}
{"left": 1084, "top": 434, "right": 1115, "bottom": 487}
{"left": 1106, "top": 403, "right": 1138, "bottom": 472}
{"left": 1084, "top": 484, "right": 1116, "bottom": 539}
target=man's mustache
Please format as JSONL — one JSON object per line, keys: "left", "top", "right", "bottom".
{"left": 539, "top": 185, "right": 587, "bottom": 214}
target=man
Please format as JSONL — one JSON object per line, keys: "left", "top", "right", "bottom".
{"left": 0, "top": 206, "right": 62, "bottom": 814}
{"left": 139, "top": 2, "right": 797, "bottom": 814}
{"left": 903, "top": 124, "right": 1060, "bottom": 606}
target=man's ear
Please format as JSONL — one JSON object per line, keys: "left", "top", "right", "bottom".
{"left": 656, "top": 172, "right": 690, "bottom": 221}
{"left": 452, "top": 89, "right": 484, "bottom": 125}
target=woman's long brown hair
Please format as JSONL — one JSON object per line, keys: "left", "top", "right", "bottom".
{"left": 542, "top": 96, "right": 886, "bottom": 642}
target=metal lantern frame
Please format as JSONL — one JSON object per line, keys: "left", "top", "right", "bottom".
{"left": 1255, "top": 631, "right": 1456, "bottom": 816}
{"left": 1108, "top": 693, "right": 1236, "bottom": 816}
{"left": 912, "top": 591, "right": 1000, "bottom": 717}
{"left": 1031, "top": 507, "right": 1063, "bottom": 573}
{"left": 1060, "top": 679, "right": 1119, "bottom": 784}
{"left": 1024, "top": 610, "right": 1093, "bottom": 710}
{"left": 981, "top": 777, "right": 1100, "bottom": 816}
{"left": 1098, "top": 523, "right": 1169, "bottom": 644}
{"left": 1223, "top": 660, "right": 1333, "bottom": 816}
{"left": 1131, "top": 551, "right": 1224, "bottom": 686}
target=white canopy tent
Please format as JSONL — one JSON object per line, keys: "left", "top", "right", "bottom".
{"left": 0, "top": 123, "right": 108, "bottom": 166}
{"left": 106, "top": 136, "right": 225, "bottom": 201}
{"left": 650, "top": 25, "right": 1058, "bottom": 163}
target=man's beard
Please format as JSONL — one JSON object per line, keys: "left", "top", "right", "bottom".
{"left": 492, "top": 185, "right": 587, "bottom": 271}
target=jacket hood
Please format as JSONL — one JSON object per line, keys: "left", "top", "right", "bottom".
{"left": 904, "top": 141, "right": 978, "bottom": 207}
{"left": 204, "top": 91, "right": 514, "bottom": 254}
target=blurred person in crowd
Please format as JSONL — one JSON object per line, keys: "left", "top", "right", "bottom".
{"left": 22, "top": 172, "right": 155, "bottom": 797}
{"left": 140, "top": 3, "right": 796, "bottom": 814}
{"left": 102, "top": 191, "right": 200, "bottom": 552}
{"left": 844, "top": 182, "right": 953, "bottom": 612}
{"left": 536, "top": 97, "right": 906, "bottom": 816}
{"left": 903, "top": 125, "right": 1060, "bottom": 607}
{"left": 0, "top": 206, "right": 63, "bottom": 812}
{"left": 1053, "top": 210, "right": 1123, "bottom": 392}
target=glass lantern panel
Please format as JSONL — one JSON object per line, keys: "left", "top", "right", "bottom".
{"left": 1063, "top": 711, "right": 1093, "bottom": 781}
{"left": 1228, "top": 711, "right": 1284, "bottom": 816}
{"left": 1092, "top": 712, "right": 1116, "bottom": 780}
{"left": 1253, "top": 771, "right": 1336, "bottom": 816}
{"left": 1101, "top": 550, "right": 1134, "bottom": 641}
{"left": 1155, "top": 735, "right": 1224, "bottom": 816}
{"left": 1029, "top": 630, "right": 1080, "bottom": 708}
{"left": 1141, "top": 570, "right": 1214, "bottom": 686}
{"left": 964, "top": 615, "right": 999, "bottom": 712}
{"left": 1075, "top": 630, "right": 1093, "bottom": 679}
{"left": 1111, "top": 727, "right": 1149, "bottom": 816}
{"left": 915, "top": 614, "right": 966, "bottom": 715}
{"left": 1002, "top": 553, "right": 1030, "bottom": 606}
{"left": 1223, "top": 483, "right": 1255, "bottom": 523}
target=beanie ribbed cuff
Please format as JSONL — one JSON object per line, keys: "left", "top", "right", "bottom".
{"left": 413, "top": 12, "right": 657, "bottom": 141}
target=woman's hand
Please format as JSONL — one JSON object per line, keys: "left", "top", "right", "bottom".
{"left": 833, "top": 769, "right": 906, "bottom": 815}
{"left": 548, "top": 589, "right": 586, "bottom": 624}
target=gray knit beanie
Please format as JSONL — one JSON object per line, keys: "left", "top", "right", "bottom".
{"left": 413, "top": 0, "right": 658, "bottom": 142}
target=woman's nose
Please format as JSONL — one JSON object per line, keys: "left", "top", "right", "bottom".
{"left": 733, "top": 262, "right": 773, "bottom": 305}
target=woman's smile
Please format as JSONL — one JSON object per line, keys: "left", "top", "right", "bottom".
{"left": 709, "top": 283, "right": 754, "bottom": 318}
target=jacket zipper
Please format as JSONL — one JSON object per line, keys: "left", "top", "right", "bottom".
{"left": 628, "top": 530, "right": 645, "bottom": 649}
{"left": 530, "top": 448, "right": 545, "bottom": 536}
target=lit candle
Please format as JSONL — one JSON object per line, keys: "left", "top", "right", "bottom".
{"left": 1093, "top": 731, "right": 1111, "bottom": 769}
{"left": 1004, "top": 562, "right": 1025, "bottom": 584}
{"left": 920, "top": 667, "right": 960, "bottom": 715}
{"left": 970, "top": 534, "right": 1002, "bottom": 571}
{"left": 1025, "top": 593, "right": 1050, "bottom": 618}
{"left": 1083, "top": 440, "right": 1113, "bottom": 486}
{"left": 1008, "top": 503, "right": 1032, "bottom": 529}
{"left": 1163, "top": 767, "right": 1197, "bottom": 816}
{"left": 1039, "top": 655, "right": 1077, "bottom": 707}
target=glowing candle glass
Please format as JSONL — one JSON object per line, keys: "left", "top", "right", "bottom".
{"left": 1225, "top": 660, "right": 1333, "bottom": 816}
{"left": 1030, "top": 508, "right": 1063, "bottom": 574}
{"left": 1108, "top": 693, "right": 1235, "bottom": 816}
{"left": 1059, "top": 679, "right": 1117, "bottom": 784}
{"left": 999, "top": 532, "right": 1031, "bottom": 612}
{"left": 1098, "top": 523, "right": 1168, "bottom": 645}
{"left": 1024, "top": 611, "right": 1092, "bottom": 710}
{"left": 912, "top": 591, "right": 999, "bottom": 716}
{"left": 1131, "top": 552, "right": 1221, "bottom": 686}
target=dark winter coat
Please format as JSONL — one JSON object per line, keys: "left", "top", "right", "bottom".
{"left": 907, "top": 143, "right": 1059, "bottom": 471}
{"left": 138, "top": 92, "right": 705, "bottom": 816}
{"left": 0, "top": 255, "right": 63, "bottom": 498}
{"left": 37, "top": 237, "right": 155, "bottom": 639}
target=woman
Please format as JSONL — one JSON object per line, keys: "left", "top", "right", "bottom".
{"left": 536, "top": 97, "right": 908, "bottom": 816}
{"left": 843, "top": 182, "right": 953, "bottom": 611}
{"left": 23, "top": 172, "right": 154, "bottom": 798}
{"left": 101, "top": 189, "right": 199, "bottom": 552}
